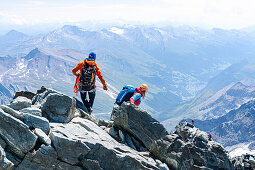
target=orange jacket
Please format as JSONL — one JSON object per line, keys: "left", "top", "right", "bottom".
{"left": 72, "top": 59, "right": 106, "bottom": 87}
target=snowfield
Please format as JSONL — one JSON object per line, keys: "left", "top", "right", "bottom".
{"left": 226, "top": 142, "right": 255, "bottom": 158}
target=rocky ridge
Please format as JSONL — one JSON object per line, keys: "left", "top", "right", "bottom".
{"left": 188, "top": 99, "right": 255, "bottom": 147}
{"left": 0, "top": 87, "right": 251, "bottom": 169}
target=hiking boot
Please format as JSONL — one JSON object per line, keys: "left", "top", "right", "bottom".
{"left": 87, "top": 107, "right": 93, "bottom": 115}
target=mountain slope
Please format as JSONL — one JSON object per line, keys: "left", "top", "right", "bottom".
{"left": 206, "top": 57, "right": 255, "bottom": 92}
{"left": 0, "top": 30, "right": 30, "bottom": 56}
{"left": 162, "top": 82, "right": 255, "bottom": 130}
{"left": 0, "top": 48, "right": 181, "bottom": 118}
{"left": 189, "top": 100, "right": 255, "bottom": 147}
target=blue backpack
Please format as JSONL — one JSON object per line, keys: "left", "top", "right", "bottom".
{"left": 115, "top": 85, "right": 135, "bottom": 105}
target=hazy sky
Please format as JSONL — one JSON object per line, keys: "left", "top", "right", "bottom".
{"left": 1, "top": 0, "right": 255, "bottom": 29}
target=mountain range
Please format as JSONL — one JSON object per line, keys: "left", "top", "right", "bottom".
{"left": 1, "top": 24, "right": 255, "bottom": 122}
{"left": 162, "top": 82, "right": 255, "bottom": 130}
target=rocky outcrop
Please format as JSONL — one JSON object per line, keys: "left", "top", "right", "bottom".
{"left": 0, "top": 87, "right": 168, "bottom": 169}
{"left": 0, "top": 87, "right": 239, "bottom": 170}
{"left": 111, "top": 103, "right": 234, "bottom": 170}
{"left": 152, "top": 122, "right": 234, "bottom": 170}
{"left": 232, "top": 154, "right": 255, "bottom": 169}
{"left": 50, "top": 117, "right": 162, "bottom": 169}
{"left": 112, "top": 103, "right": 169, "bottom": 150}
{"left": 34, "top": 128, "right": 51, "bottom": 146}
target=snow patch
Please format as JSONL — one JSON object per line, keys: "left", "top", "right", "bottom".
{"left": 46, "top": 37, "right": 52, "bottom": 42}
{"left": 79, "top": 28, "right": 87, "bottom": 32}
{"left": 109, "top": 27, "right": 124, "bottom": 35}
{"left": 17, "top": 61, "right": 26, "bottom": 70}
{"left": 226, "top": 142, "right": 255, "bottom": 158}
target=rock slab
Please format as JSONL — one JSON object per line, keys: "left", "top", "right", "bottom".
{"left": 0, "top": 108, "right": 37, "bottom": 158}
{"left": 50, "top": 117, "right": 162, "bottom": 170}
{"left": 111, "top": 103, "right": 169, "bottom": 150}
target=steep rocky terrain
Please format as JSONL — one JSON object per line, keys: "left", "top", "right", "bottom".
{"left": 187, "top": 99, "right": 255, "bottom": 148}
{"left": 0, "top": 87, "right": 248, "bottom": 170}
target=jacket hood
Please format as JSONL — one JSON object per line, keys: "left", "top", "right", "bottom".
{"left": 85, "top": 59, "right": 96, "bottom": 66}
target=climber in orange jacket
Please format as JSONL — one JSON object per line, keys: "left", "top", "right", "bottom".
{"left": 72, "top": 52, "right": 107, "bottom": 114}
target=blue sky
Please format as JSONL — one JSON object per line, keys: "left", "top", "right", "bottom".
{"left": 1, "top": 0, "right": 255, "bottom": 29}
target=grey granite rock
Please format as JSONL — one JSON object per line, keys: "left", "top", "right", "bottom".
{"left": 111, "top": 102, "right": 168, "bottom": 151}
{"left": 32, "top": 88, "right": 59, "bottom": 105}
{"left": 41, "top": 93, "right": 76, "bottom": 123}
{"left": 8, "top": 96, "right": 32, "bottom": 111}
{"left": 0, "top": 108, "right": 37, "bottom": 158}
{"left": 151, "top": 122, "right": 233, "bottom": 170}
{"left": 1, "top": 105, "right": 50, "bottom": 134}
{"left": 13, "top": 91, "right": 35, "bottom": 100}
{"left": 0, "top": 137, "right": 6, "bottom": 149}
{"left": 23, "top": 113, "right": 50, "bottom": 134}
{"left": 50, "top": 117, "right": 161, "bottom": 170}
{"left": 5, "top": 150, "right": 22, "bottom": 167}
{"left": 19, "top": 107, "right": 42, "bottom": 117}
{"left": 80, "top": 159, "right": 104, "bottom": 170}
{"left": 0, "top": 105, "right": 24, "bottom": 120}
{"left": 0, "top": 145, "right": 14, "bottom": 170}
{"left": 78, "top": 108, "right": 98, "bottom": 124}
{"left": 16, "top": 145, "right": 83, "bottom": 170}
{"left": 34, "top": 128, "right": 51, "bottom": 146}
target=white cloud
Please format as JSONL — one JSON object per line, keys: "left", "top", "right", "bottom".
{"left": 0, "top": 12, "right": 29, "bottom": 25}
{"left": 29, "top": 1, "right": 45, "bottom": 6}
{"left": 1, "top": 0, "right": 255, "bottom": 29}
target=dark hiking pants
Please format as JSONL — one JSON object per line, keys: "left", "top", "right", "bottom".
{"left": 80, "top": 91, "right": 96, "bottom": 110}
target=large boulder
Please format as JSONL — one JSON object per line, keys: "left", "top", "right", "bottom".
{"left": 50, "top": 117, "right": 163, "bottom": 170}
{"left": 0, "top": 145, "right": 14, "bottom": 170}
{"left": 41, "top": 93, "right": 76, "bottom": 123}
{"left": 111, "top": 103, "right": 169, "bottom": 150}
{"left": 23, "top": 113, "right": 50, "bottom": 134}
{"left": 1, "top": 105, "right": 50, "bottom": 134}
{"left": 0, "top": 108, "right": 37, "bottom": 158}
{"left": 16, "top": 145, "right": 82, "bottom": 170}
{"left": 8, "top": 96, "right": 32, "bottom": 111}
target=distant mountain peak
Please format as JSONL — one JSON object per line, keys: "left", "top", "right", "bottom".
{"left": 24, "top": 48, "right": 43, "bottom": 60}
{"left": 1, "top": 30, "right": 28, "bottom": 41}
{"left": 60, "top": 25, "right": 81, "bottom": 32}
{"left": 5, "top": 30, "right": 26, "bottom": 36}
